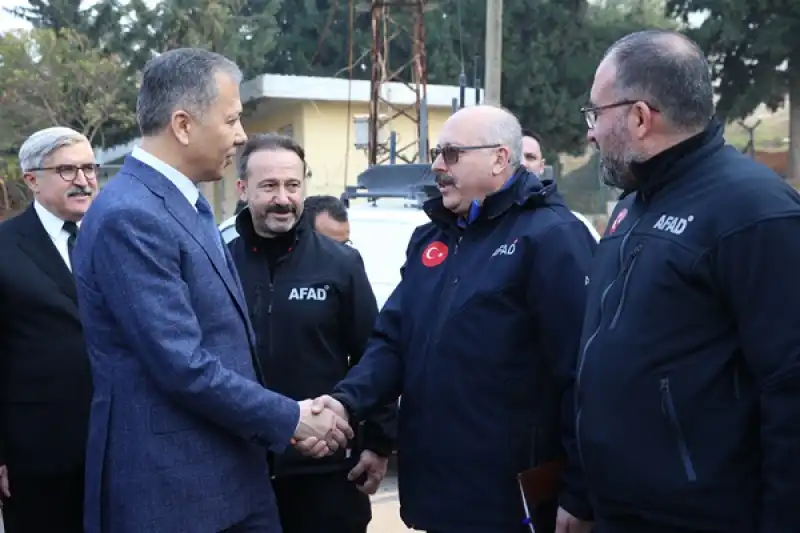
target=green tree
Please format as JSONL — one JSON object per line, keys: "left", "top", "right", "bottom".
{"left": 117, "top": 0, "right": 281, "bottom": 80}
{"left": 0, "top": 28, "right": 135, "bottom": 151}
{"left": 422, "top": 0, "right": 675, "bottom": 155}
{"left": 667, "top": 0, "right": 800, "bottom": 180}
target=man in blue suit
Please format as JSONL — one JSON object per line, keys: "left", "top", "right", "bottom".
{"left": 73, "top": 48, "right": 352, "bottom": 533}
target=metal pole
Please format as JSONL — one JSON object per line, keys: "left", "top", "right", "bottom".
{"left": 484, "top": 0, "right": 503, "bottom": 105}
{"left": 419, "top": 96, "right": 429, "bottom": 163}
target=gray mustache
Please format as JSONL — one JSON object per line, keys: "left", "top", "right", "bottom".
{"left": 435, "top": 174, "right": 456, "bottom": 187}
{"left": 67, "top": 187, "right": 93, "bottom": 197}
{"left": 266, "top": 206, "right": 295, "bottom": 215}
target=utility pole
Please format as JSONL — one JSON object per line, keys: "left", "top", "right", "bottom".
{"left": 484, "top": 0, "right": 503, "bottom": 105}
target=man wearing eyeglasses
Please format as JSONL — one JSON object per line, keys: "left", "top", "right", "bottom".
{"left": 576, "top": 30, "right": 800, "bottom": 533}
{"left": 0, "top": 127, "right": 97, "bottom": 532}
{"left": 306, "top": 105, "right": 596, "bottom": 533}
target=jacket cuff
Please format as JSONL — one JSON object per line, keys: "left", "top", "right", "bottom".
{"left": 361, "top": 422, "right": 395, "bottom": 457}
{"left": 331, "top": 392, "right": 359, "bottom": 420}
{"left": 558, "top": 490, "right": 594, "bottom": 522}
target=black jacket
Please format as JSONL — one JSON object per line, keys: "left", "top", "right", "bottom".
{"left": 577, "top": 120, "right": 800, "bottom": 532}
{"left": 228, "top": 209, "right": 397, "bottom": 477}
{"left": 0, "top": 205, "right": 92, "bottom": 475}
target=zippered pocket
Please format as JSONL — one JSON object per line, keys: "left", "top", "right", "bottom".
{"left": 660, "top": 377, "right": 697, "bottom": 482}
{"left": 608, "top": 243, "right": 644, "bottom": 330}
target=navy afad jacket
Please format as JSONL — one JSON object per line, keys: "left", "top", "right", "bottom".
{"left": 333, "top": 168, "right": 597, "bottom": 532}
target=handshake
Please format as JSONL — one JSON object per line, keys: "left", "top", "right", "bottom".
{"left": 292, "top": 395, "right": 352, "bottom": 458}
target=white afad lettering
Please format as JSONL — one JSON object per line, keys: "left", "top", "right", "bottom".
{"left": 492, "top": 243, "right": 516, "bottom": 257}
{"left": 653, "top": 214, "right": 694, "bottom": 235}
{"left": 288, "top": 286, "right": 329, "bottom": 301}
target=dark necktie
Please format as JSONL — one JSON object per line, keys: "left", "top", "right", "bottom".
{"left": 63, "top": 221, "right": 79, "bottom": 268}
{"left": 195, "top": 194, "right": 226, "bottom": 259}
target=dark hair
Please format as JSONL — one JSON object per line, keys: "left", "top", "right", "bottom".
{"left": 304, "top": 195, "right": 348, "bottom": 223}
{"left": 604, "top": 30, "right": 714, "bottom": 132}
{"left": 521, "top": 129, "right": 543, "bottom": 149}
{"left": 137, "top": 48, "right": 242, "bottom": 136}
{"left": 237, "top": 133, "right": 308, "bottom": 180}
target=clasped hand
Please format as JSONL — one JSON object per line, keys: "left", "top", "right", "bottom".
{"left": 292, "top": 396, "right": 353, "bottom": 458}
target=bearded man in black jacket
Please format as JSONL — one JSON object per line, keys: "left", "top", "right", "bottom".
{"left": 227, "top": 133, "right": 396, "bottom": 533}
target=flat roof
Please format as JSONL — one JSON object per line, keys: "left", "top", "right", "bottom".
{"left": 95, "top": 74, "right": 481, "bottom": 164}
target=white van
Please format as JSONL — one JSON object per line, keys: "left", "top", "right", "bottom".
{"left": 219, "top": 200, "right": 598, "bottom": 309}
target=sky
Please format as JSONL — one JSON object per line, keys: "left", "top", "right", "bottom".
{"left": 0, "top": 0, "right": 29, "bottom": 31}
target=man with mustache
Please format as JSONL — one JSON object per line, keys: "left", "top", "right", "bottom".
{"left": 0, "top": 127, "right": 97, "bottom": 532}
{"left": 307, "top": 104, "right": 597, "bottom": 533}
{"left": 227, "top": 133, "right": 397, "bottom": 533}
{"left": 576, "top": 30, "right": 800, "bottom": 532}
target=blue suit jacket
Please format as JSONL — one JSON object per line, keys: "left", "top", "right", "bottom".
{"left": 73, "top": 156, "right": 300, "bottom": 533}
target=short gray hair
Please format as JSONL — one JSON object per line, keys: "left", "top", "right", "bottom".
{"left": 19, "top": 127, "right": 89, "bottom": 172}
{"left": 480, "top": 107, "right": 523, "bottom": 167}
{"left": 605, "top": 30, "right": 714, "bottom": 132}
{"left": 136, "top": 48, "right": 242, "bottom": 136}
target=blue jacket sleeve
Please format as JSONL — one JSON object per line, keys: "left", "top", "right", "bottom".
{"left": 711, "top": 216, "right": 800, "bottom": 533}
{"left": 344, "top": 250, "right": 397, "bottom": 456}
{"left": 528, "top": 219, "right": 596, "bottom": 521}
{"left": 84, "top": 207, "right": 300, "bottom": 453}
{"left": 331, "top": 243, "right": 410, "bottom": 419}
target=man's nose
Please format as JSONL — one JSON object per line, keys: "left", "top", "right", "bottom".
{"left": 73, "top": 168, "right": 91, "bottom": 186}
{"left": 273, "top": 187, "right": 290, "bottom": 204}
{"left": 431, "top": 154, "right": 446, "bottom": 173}
{"left": 235, "top": 122, "right": 248, "bottom": 146}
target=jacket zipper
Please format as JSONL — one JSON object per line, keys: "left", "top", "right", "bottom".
{"left": 660, "top": 377, "right": 697, "bottom": 482}
{"left": 429, "top": 236, "right": 462, "bottom": 341}
{"left": 575, "top": 218, "right": 642, "bottom": 465}
{"left": 608, "top": 243, "right": 644, "bottom": 330}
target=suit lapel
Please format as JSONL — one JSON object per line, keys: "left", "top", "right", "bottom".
{"left": 16, "top": 205, "right": 78, "bottom": 305}
{"left": 124, "top": 158, "right": 250, "bottom": 324}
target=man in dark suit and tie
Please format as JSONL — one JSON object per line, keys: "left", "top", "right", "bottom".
{"left": 0, "top": 126, "right": 98, "bottom": 532}
{"left": 72, "top": 48, "right": 352, "bottom": 533}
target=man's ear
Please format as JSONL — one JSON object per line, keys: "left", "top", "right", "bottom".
{"left": 236, "top": 179, "right": 247, "bottom": 201}
{"left": 170, "top": 110, "right": 192, "bottom": 146}
{"left": 22, "top": 171, "right": 39, "bottom": 193}
{"left": 493, "top": 147, "right": 511, "bottom": 176}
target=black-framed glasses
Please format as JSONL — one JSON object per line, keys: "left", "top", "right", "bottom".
{"left": 580, "top": 100, "right": 660, "bottom": 129}
{"left": 29, "top": 164, "right": 100, "bottom": 182}
{"left": 430, "top": 144, "right": 501, "bottom": 165}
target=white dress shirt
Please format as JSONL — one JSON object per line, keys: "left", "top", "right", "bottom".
{"left": 130, "top": 146, "right": 199, "bottom": 210}
{"left": 34, "top": 201, "right": 80, "bottom": 272}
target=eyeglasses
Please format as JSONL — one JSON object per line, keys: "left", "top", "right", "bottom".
{"left": 430, "top": 144, "right": 501, "bottom": 165}
{"left": 29, "top": 164, "right": 100, "bottom": 182}
{"left": 580, "top": 100, "right": 660, "bottom": 129}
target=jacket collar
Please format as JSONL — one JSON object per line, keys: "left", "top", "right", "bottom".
{"left": 423, "top": 167, "right": 560, "bottom": 231}
{"left": 626, "top": 118, "right": 725, "bottom": 200}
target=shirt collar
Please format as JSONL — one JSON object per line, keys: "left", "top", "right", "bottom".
{"left": 33, "top": 200, "right": 78, "bottom": 239}
{"left": 456, "top": 171, "right": 521, "bottom": 228}
{"left": 130, "top": 146, "right": 199, "bottom": 208}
